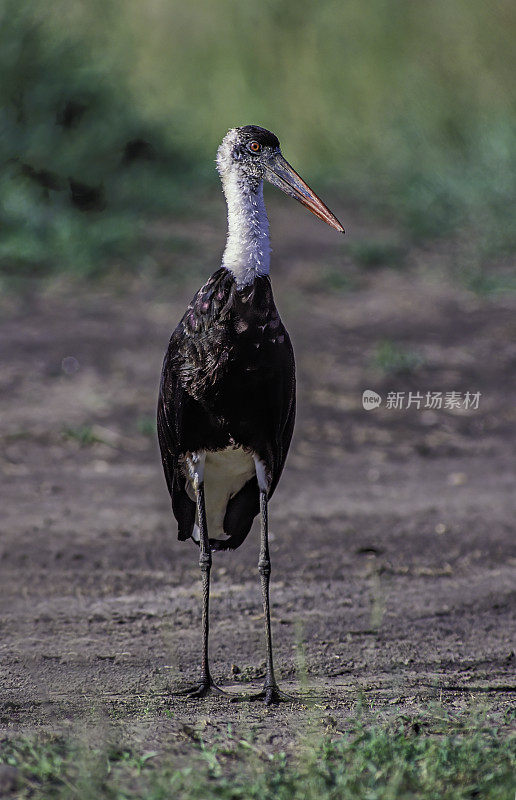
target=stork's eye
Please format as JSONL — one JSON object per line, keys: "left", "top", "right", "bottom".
{"left": 248, "top": 141, "right": 261, "bottom": 153}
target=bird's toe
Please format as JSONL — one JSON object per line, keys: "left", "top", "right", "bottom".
{"left": 171, "top": 680, "right": 230, "bottom": 699}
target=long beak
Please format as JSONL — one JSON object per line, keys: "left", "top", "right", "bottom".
{"left": 264, "top": 153, "right": 344, "bottom": 233}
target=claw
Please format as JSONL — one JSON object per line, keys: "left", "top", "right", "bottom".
{"left": 231, "top": 684, "right": 299, "bottom": 705}
{"left": 171, "top": 680, "right": 231, "bottom": 699}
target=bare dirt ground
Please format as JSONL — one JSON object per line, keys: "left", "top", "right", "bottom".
{"left": 1, "top": 199, "right": 515, "bottom": 752}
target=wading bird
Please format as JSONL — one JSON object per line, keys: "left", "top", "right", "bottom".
{"left": 158, "top": 126, "right": 343, "bottom": 704}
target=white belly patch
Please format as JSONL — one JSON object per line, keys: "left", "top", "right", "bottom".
{"left": 188, "top": 446, "right": 256, "bottom": 542}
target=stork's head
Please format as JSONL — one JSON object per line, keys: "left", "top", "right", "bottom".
{"left": 216, "top": 125, "right": 344, "bottom": 233}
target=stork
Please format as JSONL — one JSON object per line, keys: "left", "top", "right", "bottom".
{"left": 158, "top": 126, "right": 344, "bottom": 704}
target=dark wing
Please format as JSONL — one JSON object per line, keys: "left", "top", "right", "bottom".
{"left": 157, "top": 269, "right": 234, "bottom": 542}
{"left": 157, "top": 349, "right": 196, "bottom": 541}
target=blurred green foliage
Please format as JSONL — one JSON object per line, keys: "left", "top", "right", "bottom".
{"left": 1, "top": 0, "right": 515, "bottom": 275}
{"left": 1, "top": 707, "right": 515, "bottom": 799}
{"left": 349, "top": 239, "right": 407, "bottom": 270}
{"left": 0, "top": 0, "right": 192, "bottom": 275}
{"left": 372, "top": 341, "right": 425, "bottom": 375}
{"left": 62, "top": 425, "right": 100, "bottom": 446}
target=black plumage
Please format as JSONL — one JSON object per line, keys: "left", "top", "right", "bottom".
{"left": 158, "top": 268, "right": 295, "bottom": 551}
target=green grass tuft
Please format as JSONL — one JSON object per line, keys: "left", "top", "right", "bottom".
{"left": 0, "top": 708, "right": 514, "bottom": 799}
{"left": 372, "top": 341, "right": 425, "bottom": 375}
{"left": 62, "top": 425, "right": 100, "bottom": 446}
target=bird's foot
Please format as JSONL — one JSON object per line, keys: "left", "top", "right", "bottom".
{"left": 231, "top": 683, "right": 298, "bottom": 706}
{"left": 172, "top": 678, "right": 229, "bottom": 699}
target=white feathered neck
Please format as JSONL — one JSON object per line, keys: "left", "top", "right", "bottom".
{"left": 216, "top": 132, "right": 270, "bottom": 287}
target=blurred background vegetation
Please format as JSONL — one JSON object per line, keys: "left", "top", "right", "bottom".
{"left": 1, "top": 0, "right": 515, "bottom": 279}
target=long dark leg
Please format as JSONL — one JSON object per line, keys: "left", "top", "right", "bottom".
{"left": 233, "top": 489, "right": 295, "bottom": 705}
{"left": 259, "top": 490, "right": 276, "bottom": 693}
{"left": 198, "top": 483, "right": 212, "bottom": 686}
{"left": 174, "top": 477, "right": 226, "bottom": 698}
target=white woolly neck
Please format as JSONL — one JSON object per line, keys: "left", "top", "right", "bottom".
{"left": 219, "top": 169, "right": 271, "bottom": 288}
